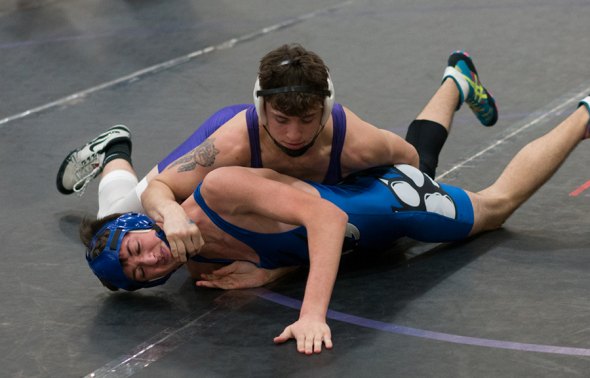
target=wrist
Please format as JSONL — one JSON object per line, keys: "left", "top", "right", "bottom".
{"left": 266, "top": 266, "right": 297, "bottom": 283}
{"left": 298, "top": 311, "right": 326, "bottom": 322}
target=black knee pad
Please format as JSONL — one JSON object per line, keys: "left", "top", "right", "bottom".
{"left": 405, "top": 119, "right": 448, "bottom": 178}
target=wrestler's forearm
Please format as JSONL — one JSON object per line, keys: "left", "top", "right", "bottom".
{"left": 141, "top": 179, "right": 183, "bottom": 221}
{"left": 299, "top": 206, "right": 348, "bottom": 320}
{"left": 141, "top": 179, "right": 204, "bottom": 261}
{"left": 381, "top": 129, "right": 419, "bottom": 168}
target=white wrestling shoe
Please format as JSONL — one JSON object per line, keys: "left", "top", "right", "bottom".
{"left": 56, "top": 125, "right": 131, "bottom": 195}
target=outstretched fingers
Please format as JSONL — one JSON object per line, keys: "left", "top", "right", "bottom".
{"left": 273, "top": 321, "right": 332, "bottom": 355}
{"left": 196, "top": 265, "right": 239, "bottom": 289}
{"left": 196, "top": 261, "right": 269, "bottom": 290}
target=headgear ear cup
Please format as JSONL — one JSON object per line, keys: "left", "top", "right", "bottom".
{"left": 253, "top": 77, "right": 266, "bottom": 125}
{"left": 322, "top": 73, "right": 335, "bottom": 126}
{"left": 253, "top": 71, "right": 335, "bottom": 126}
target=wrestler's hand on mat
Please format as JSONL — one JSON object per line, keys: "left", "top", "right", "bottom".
{"left": 273, "top": 316, "right": 333, "bottom": 355}
{"left": 161, "top": 209, "right": 202, "bottom": 263}
{"left": 196, "top": 262, "right": 297, "bottom": 289}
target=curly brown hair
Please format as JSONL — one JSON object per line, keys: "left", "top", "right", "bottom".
{"left": 258, "top": 43, "right": 330, "bottom": 118}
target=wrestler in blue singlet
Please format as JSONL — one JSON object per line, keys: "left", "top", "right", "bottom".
{"left": 192, "top": 164, "right": 474, "bottom": 269}
{"left": 157, "top": 103, "right": 347, "bottom": 184}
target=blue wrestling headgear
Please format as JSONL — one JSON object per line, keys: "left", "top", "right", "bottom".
{"left": 86, "top": 213, "right": 173, "bottom": 291}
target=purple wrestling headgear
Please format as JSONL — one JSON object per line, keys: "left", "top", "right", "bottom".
{"left": 86, "top": 213, "right": 173, "bottom": 291}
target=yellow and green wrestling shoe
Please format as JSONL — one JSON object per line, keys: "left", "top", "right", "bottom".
{"left": 443, "top": 50, "right": 498, "bottom": 127}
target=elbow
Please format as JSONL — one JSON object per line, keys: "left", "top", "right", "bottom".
{"left": 338, "top": 207, "right": 348, "bottom": 224}
{"left": 407, "top": 144, "right": 419, "bottom": 168}
{"left": 313, "top": 200, "right": 348, "bottom": 230}
{"left": 330, "top": 205, "right": 349, "bottom": 229}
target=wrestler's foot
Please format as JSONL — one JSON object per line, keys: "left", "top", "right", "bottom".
{"left": 442, "top": 50, "right": 498, "bottom": 126}
{"left": 579, "top": 95, "right": 590, "bottom": 139}
{"left": 56, "top": 125, "right": 131, "bottom": 195}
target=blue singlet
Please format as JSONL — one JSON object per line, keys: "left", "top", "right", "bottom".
{"left": 192, "top": 164, "right": 474, "bottom": 269}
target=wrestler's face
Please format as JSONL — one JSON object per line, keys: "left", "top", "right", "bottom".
{"left": 118, "top": 230, "right": 182, "bottom": 282}
{"left": 264, "top": 103, "right": 324, "bottom": 154}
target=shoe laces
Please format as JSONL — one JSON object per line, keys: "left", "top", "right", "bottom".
{"left": 71, "top": 153, "right": 103, "bottom": 196}
{"left": 72, "top": 166, "right": 101, "bottom": 196}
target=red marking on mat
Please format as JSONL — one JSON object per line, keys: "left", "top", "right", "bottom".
{"left": 569, "top": 180, "right": 590, "bottom": 197}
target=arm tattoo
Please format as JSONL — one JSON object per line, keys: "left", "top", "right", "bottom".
{"left": 170, "top": 138, "right": 220, "bottom": 173}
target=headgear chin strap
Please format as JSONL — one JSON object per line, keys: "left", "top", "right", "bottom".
{"left": 86, "top": 213, "right": 174, "bottom": 291}
{"left": 262, "top": 123, "right": 326, "bottom": 157}
{"left": 253, "top": 72, "right": 335, "bottom": 126}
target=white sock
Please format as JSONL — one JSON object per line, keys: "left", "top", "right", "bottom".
{"left": 97, "top": 170, "right": 143, "bottom": 218}
{"left": 442, "top": 66, "right": 468, "bottom": 108}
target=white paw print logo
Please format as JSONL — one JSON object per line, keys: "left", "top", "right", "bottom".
{"left": 379, "top": 164, "right": 457, "bottom": 219}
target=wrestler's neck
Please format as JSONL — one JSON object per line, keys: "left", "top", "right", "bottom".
{"left": 259, "top": 122, "right": 333, "bottom": 179}
{"left": 191, "top": 207, "right": 260, "bottom": 264}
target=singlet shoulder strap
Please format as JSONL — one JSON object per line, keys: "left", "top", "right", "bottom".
{"left": 323, "top": 103, "right": 346, "bottom": 184}
{"left": 246, "top": 106, "right": 263, "bottom": 168}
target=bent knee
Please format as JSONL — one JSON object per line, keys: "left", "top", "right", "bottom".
{"left": 469, "top": 191, "right": 515, "bottom": 235}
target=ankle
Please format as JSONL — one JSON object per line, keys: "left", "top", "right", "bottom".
{"left": 582, "top": 119, "right": 590, "bottom": 141}
{"left": 441, "top": 78, "right": 461, "bottom": 110}
{"left": 578, "top": 96, "right": 590, "bottom": 139}
{"left": 104, "top": 140, "right": 132, "bottom": 165}
{"left": 442, "top": 67, "right": 467, "bottom": 110}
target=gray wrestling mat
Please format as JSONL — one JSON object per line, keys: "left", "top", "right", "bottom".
{"left": 2, "top": 0, "right": 590, "bottom": 376}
